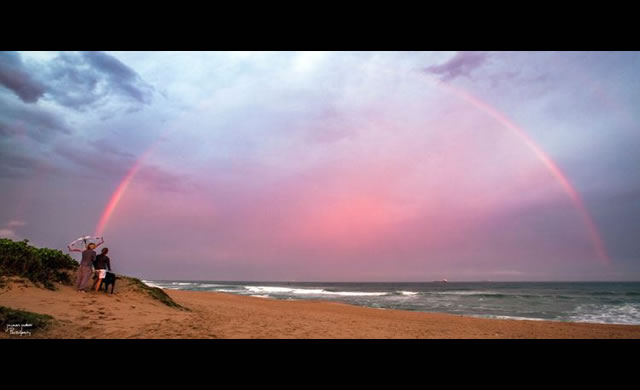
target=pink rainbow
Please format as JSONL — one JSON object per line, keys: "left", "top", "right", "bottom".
{"left": 94, "top": 78, "right": 610, "bottom": 266}
{"left": 94, "top": 159, "right": 142, "bottom": 236}
{"left": 432, "top": 80, "right": 609, "bottom": 265}
{"left": 94, "top": 147, "right": 155, "bottom": 236}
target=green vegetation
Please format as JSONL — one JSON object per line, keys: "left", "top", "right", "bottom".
{"left": 0, "top": 238, "right": 78, "bottom": 290}
{"left": 124, "top": 276, "right": 189, "bottom": 310}
{"left": 0, "top": 238, "right": 186, "bottom": 310}
{"left": 1, "top": 306, "right": 54, "bottom": 335}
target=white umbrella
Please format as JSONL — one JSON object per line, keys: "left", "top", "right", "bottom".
{"left": 68, "top": 236, "right": 104, "bottom": 252}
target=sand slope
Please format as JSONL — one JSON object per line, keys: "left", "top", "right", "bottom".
{"left": 2, "top": 277, "right": 640, "bottom": 339}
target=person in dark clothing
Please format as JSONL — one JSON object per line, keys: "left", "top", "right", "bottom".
{"left": 75, "top": 243, "right": 97, "bottom": 292}
{"left": 93, "top": 248, "right": 112, "bottom": 292}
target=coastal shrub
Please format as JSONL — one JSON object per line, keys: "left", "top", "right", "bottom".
{"left": 0, "top": 238, "right": 78, "bottom": 290}
{"left": 0, "top": 306, "right": 54, "bottom": 335}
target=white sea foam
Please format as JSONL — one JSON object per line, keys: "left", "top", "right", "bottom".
{"left": 216, "top": 289, "right": 244, "bottom": 293}
{"left": 293, "top": 289, "right": 328, "bottom": 295}
{"left": 431, "top": 291, "right": 503, "bottom": 296}
{"left": 326, "top": 291, "right": 387, "bottom": 297}
{"left": 245, "top": 286, "right": 296, "bottom": 294}
{"left": 487, "top": 315, "right": 547, "bottom": 322}
{"left": 141, "top": 280, "right": 164, "bottom": 289}
{"left": 398, "top": 291, "right": 419, "bottom": 296}
{"left": 569, "top": 304, "right": 640, "bottom": 325}
{"left": 244, "top": 285, "right": 387, "bottom": 297}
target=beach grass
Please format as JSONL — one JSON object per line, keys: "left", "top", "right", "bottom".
{"left": 124, "top": 276, "right": 189, "bottom": 310}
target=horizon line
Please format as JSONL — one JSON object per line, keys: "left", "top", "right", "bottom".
{"left": 141, "top": 279, "right": 640, "bottom": 283}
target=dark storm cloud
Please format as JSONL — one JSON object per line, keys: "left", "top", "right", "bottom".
{"left": 46, "top": 51, "right": 154, "bottom": 109}
{"left": 0, "top": 51, "right": 156, "bottom": 178}
{"left": 0, "top": 51, "right": 154, "bottom": 110}
{"left": 0, "top": 50, "right": 155, "bottom": 149}
{"left": 424, "top": 51, "right": 489, "bottom": 81}
{"left": 0, "top": 51, "right": 47, "bottom": 103}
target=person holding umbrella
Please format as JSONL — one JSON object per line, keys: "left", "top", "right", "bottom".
{"left": 69, "top": 237, "right": 104, "bottom": 292}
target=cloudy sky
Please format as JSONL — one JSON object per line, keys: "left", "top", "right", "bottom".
{"left": 1, "top": 51, "right": 639, "bottom": 281}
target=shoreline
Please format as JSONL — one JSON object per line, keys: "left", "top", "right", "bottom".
{"left": 2, "top": 278, "right": 640, "bottom": 338}
{"left": 141, "top": 280, "right": 640, "bottom": 327}
{"left": 189, "top": 291, "right": 606, "bottom": 325}
{"left": 164, "top": 289, "right": 640, "bottom": 338}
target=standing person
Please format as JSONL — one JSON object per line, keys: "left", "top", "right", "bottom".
{"left": 93, "top": 248, "right": 111, "bottom": 292}
{"left": 75, "top": 243, "right": 97, "bottom": 292}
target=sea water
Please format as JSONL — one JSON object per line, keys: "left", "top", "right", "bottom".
{"left": 141, "top": 280, "right": 640, "bottom": 325}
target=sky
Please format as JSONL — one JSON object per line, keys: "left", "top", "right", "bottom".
{"left": 1, "top": 51, "right": 639, "bottom": 282}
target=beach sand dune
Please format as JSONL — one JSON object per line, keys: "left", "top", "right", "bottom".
{"left": 2, "top": 277, "right": 640, "bottom": 339}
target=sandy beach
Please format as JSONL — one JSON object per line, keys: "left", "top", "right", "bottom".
{"left": 2, "top": 276, "right": 640, "bottom": 339}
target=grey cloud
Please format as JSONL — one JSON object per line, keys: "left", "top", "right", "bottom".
{"left": 0, "top": 96, "right": 71, "bottom": 142}
{"left": 84, "top": 51, "right": 153, "bottom": 104}
{"left": 0, "top": 148, "right": 61, "bottom": 178}
{"left": 54, "top": 142, "right": 192, "bottom": 193}
{"left": 585, "top": 189, "right": 640, "bottom": 262}
{"left": 46, "top": 51, "right": 154, "bottom": 110}
{"left": 0, "top": 51, "right": 47, "bottom": 103}
{"left": 0, "top": 51, "right": 154, "bottom": 111}
{"left": 424, "top": 51, "right": 489, "bottom": 81}
{"left": 54, "top": 143, "right": 127, "bottom": 178}
{"left": 88, "top": 139, "right": 136, "bottom": 159}
{"left": 45, "top": 52, "right": 108, "bottom": 108}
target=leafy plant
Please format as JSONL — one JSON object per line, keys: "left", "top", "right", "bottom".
{"left": 0, "top": 238, "right": 78, "bottom": 290}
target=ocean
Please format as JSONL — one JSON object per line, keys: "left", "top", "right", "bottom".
{"left": 141, "top": 280, "right": 640, "bottom": 325}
